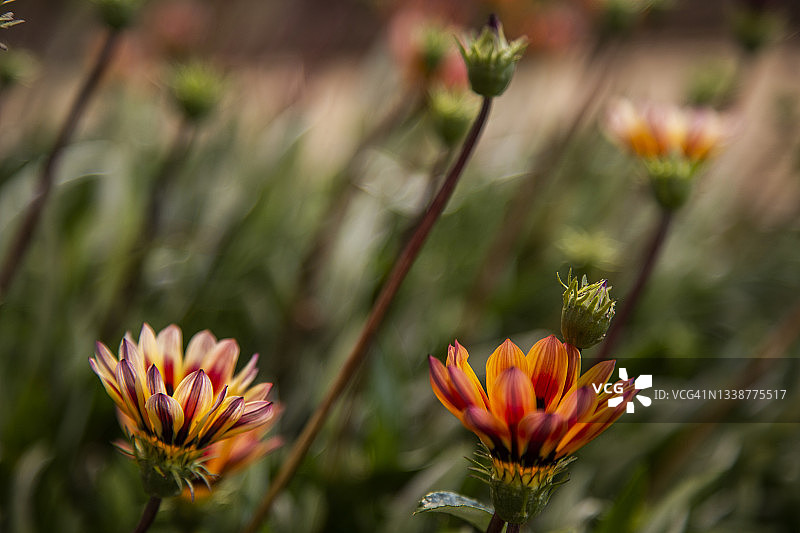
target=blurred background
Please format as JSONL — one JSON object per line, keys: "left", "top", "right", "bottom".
{"left": 1, "top": 0, "right": 800, "bottom": 531}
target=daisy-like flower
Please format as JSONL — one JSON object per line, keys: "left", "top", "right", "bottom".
{"left": 429, "top": 336, "right": 634, "bottom": 524}
{"left": 607, "top": 99, "right": 728, "bottom": 209}
{"left": 90, "top": 324, "right": 279, "bottom": 497}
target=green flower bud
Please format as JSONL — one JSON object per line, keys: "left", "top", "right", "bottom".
{"left": 731, "top": 2, "right": 781, "bottom": 54}
{"left": 0, "top": 49, "right": 37, "bottom": 89}
{"left": 92, "top": 0, "right": 143, "bottom": 30}
{"left": 170, "top": 62, "right": 224, "bottom": 122}
{"left": 428, "top": 88, "right": 477, "bottom": 147}
{"left": 457, "top": 15, "right": 527, "bottom": 98}
{"left": 559, "top": 271, "right": 615, "bottom": 349}
{"left": 418, "top": 26, "right": 451, "bottom": 80}
{"left": 644, "top": 158, "right": 698, "bottom": 211}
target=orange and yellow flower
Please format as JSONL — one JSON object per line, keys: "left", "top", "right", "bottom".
{"left": 90, "top": 324, "right": 279, "bottom": 495}
{"left": 607, "top": 99, "right": 725, "bottom": 164}
{"left": 429, "top": 335, "right": 634, "bottom": 486}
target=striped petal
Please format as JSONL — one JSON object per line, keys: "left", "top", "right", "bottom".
{"left": 244, "top": 382, "right": 273, "bottom": 402}
{"left": 490, "top": 367, "right": 535, "bottom": 427}
{"left": 138, "top": 323, "right": 162, "bottom": 370}
{"left": 198, "top": 396, "right": 245, "bottom": 447}
{"left": 157, "top": 325, "right": 183, "bottom": 392}
{"left": 229, "top": 353, "right": 260, "bottom": 394}
{"left": 518, "top": 411, "right": 566, "bottom": 460}
{"left": 120, "top": 338, "right": 146, "bottom": 381}
{"left": 115, "top": 358, "right": 147, "bottom": 426}
{"left": 527, "top": 335, "right": 568, "bottom": 411}
{"left": 146, "top": 364, "right": 167, "bottom": 396}
{"left": 463, "top": 406, "right": 511, "bottom": 453}
{"left": 448, "top": 365, "right": 488, "bottom": 411}
{"left": 447, "top": 342, "right": 489, "bottom": 407}
{"left": 145, "top": 393, "right": 184, "bottom": 443}
{"left": 173, "top": 370, "right": 213, "bottom": 443}
{"left": 486, "top": 339, "right": 527, "bottom": 400}
{"left": 429, "top": 356, "right": 466, "bottom": 420}
{"left": 184, "top": 329, "right": 216, "bottom": 375}
{"left": 89, "top": 357, "right": 123, "bottom": 407}
{"left": 225, "top": 401, "right": 276, "bottom": 438}
{"left": 556, "top": 381, "right": 635, "bottom": 457}
{"left": 204, "top": 339, "right": 239, "bottom": 393}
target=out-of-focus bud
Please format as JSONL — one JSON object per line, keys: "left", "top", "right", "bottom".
{"left": 427, "top": 88, "right": 477, "bottom": 147}
{"left": 607, "top": 99, "right": 729, "bottom": 211}
{"left": 457, "top": 14, "right": 527, "bottom": 98}
{"left": 169, "top": 62, "right": 223, "bottom": 122}
{"left": 92, "top": 0, "right": 143, "bottom": 30}
{"left": 732, "top": 0, "right": 781, "bottom": 54}
{"left": 559, "top": 271, "right": 615, "bottom": 349}
{"left": 0, "top": 48, "right": 37, "bottom": 89}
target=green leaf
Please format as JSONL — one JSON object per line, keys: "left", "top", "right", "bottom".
{"left": 414, "top": 491, "right": 494, "bottom": 530}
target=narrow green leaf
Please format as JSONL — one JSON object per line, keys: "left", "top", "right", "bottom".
{"left": 414, "top": 491, "right": 494, "bottom": 530}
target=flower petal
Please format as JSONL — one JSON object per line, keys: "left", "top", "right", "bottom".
{"left": 183, "top": 329, "right": 216, "bottom": 375}
{"left": 198, "top": 396, "right": 245, "bottom": 447}
{"left": 447, "top": 342, "right": 489, "bottom": 408}
{"left": 486, "top": 339, "right": 527, "bottom": 400}
{"left": 518, "top": 411, "right": 567, "bottom": 461}
{"left": 527, "top": 335, "right": 568, "bottom": 411}
{"left": 244, "top": 382, "right": 273, "bottom": 402}
{"left": 145, "top": 393, "right": 185, "bottom": 443}
{"left": 115, "top": 358, "right": 147, "bottom": 426}
{"left": 463, "top": 406, "right": 511, "bottom": 455}
{"left": 429, "top": 355, "right": 466, "bottom": 420}
{"left": 89, "top": 357, "right": 124, "bottom": 407}
{"left": 146, "top": 364, "right": 167, "bottom": 396}
{"left": 204, "top": 339, "right": 239, "bottom": 393}
{"left": 138, "top": 323, "right": 162, "bottom": 370}
{"left": 157, "top": 325, "right": 184, "bottom": 392}
{"left": 173, "top": 369, "right": 213, "bottom": 443}
{"left": 229, "top": 353, "right": 260, "bottom": 394}
{"left": 225, "top": 401, "right": 276, "bottom": 438}
{"left": 490, "top": 367, "right": 535, "bottom": 427}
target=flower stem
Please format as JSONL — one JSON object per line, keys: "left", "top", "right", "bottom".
{"left": 595, "top": 209, "right": 673, "bottom": 360}
{"left": 0, "top": 28, "right": 120, "bottom": 302}
{"left": 132, "top": 496, "right": 161, "bottom": 533}
{"left": 486, "top": 512, "right": 506, "bottom": 533}
{"left": 242, "top": 96, "right": 493, "bottom": 533}
{"left": 507, "top": 524, "right": 522, "bottom": 533}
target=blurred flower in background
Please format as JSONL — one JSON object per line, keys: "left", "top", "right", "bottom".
{"left": 89, "top": 324, "right": 279, "bottom": 497}
{"left": 607, "top": 99, "right": 729, "bottom": 209}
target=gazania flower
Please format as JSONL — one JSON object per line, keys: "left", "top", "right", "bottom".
{"left": 429, "top": 335, "right": 634, "bottom": 523}
{"left": 608, "top": 99, "right": 725, "bottom": 164}
{"left": 90, "top": 324, "right": 279, "bottom": 497}
{"left": 607, "top": 99, "right": 728, "bottom": 210}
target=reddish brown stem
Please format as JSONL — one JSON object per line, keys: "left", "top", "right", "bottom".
{"left": 132, "top": 496, "right": 161, "bottom": 533}
{"left": 0, "top": 28, "right": 120, "bottom": 302}
{"left": 595, "top": 210, "right": 673, "bottom": 361}
{"left": 486, "top": 512, "right": 506, "bottom": 533}
{"left": 242, "top": 97, "right": 493, "bottom": 533}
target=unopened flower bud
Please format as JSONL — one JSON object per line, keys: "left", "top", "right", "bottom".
{"left": 457, "top": 15, "right": 527, "bottom": 98}
{"left": 170, "top": 62, "right": 223, "bottom": 122}
{"left": 92, "top": 0, "right": 142, "bottom": 30}
{"left": 559, "top": 271, "right": 615, "bottom": 349}
{"left": 732, "top": 0, "right": 781, "bottom": 54}
{"left": 428, "top": 88, "right": 476, "bottom": 147}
